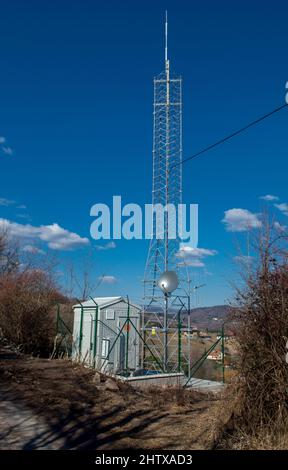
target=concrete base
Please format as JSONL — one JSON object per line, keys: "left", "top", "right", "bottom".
{"left": 186, "top": 377, "right": 225, "bottom": 393}
{"left": 121, "top": 372, "right": 185, "bottom": 388}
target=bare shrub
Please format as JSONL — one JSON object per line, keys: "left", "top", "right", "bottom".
{"left": 232, "top": 218, "right": 288, "bottom": 433}
{"left": 0, "top": 269, "right": 65, "bottom": 356}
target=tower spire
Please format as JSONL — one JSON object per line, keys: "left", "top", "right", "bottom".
{"left": 165, "top": 10, "right": 168, "bottom": 64}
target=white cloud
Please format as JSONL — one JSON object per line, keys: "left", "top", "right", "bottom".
{"left": 0, "top": 198, "right": 16, "bottom": 206}
{"left": 17, "top": 213, "right": 31, "bottom": 221}
{"left": 234, "top": 255, "right": 253, "bottom": 266}
{"left": 176, "top": 246, "right": 217, "bottom": 259}
{"left": 22, "top": 245, "right": 46, "bottom": 255}
{"left": 39, "top": 223, "right": 90, "bottom": 250}
{"left": 0, "top": 198, "right": 26, "bottom": 209}
{"left": 176, "top": 246, "right": 217, "bottom": 268}
{"left": 95, "top": 241, "right": 116, "bottom": 251}
{"left": 98, "top": 275, "right": 117, "bottom": 284}
{"left": 274, "top": 221, "right": 287, "bottom": 232}
{"left": 0, "top": 136, "right": 13, "bottom": 155}
{"left": 260, "top": 194, "right": 279, "bottom": 202}
{"left": 0, "top": 218, "right": 89, "bottom": 251}
{"left": 222, "top": 208, "right": 262, "bottom": 232}
{"left": 0, "top": 135, "right": 13, "bottom": 156}
{"left": 274, "top": 203, "right": 288, "bottom": 216}
{"left": 178, "top": 259, "right": 205, "bottom": 268}
{"left": 2, "top": 146, "right": 13, "bottom": 156}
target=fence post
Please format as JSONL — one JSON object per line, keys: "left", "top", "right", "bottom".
{"left": 90, "top": 298, "right": 99, "bottom": 369}
{"left": 221, "top": 324, "right": 225, "bottom": 384}
{"left": 125, "top": 297, "right": 130, "bottom": 373}
{"left": 178, "top": 309, "right": 182, "bottom": 372}
{"left": 76, "top": 300, "right": 85, "bottom": 361}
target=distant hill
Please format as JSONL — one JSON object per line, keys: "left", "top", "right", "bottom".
{"left": 187, "top": 305, "right": 234, "bottom": 331}
{"left": 145, "top": 304, "right": 234, "bottom": 331}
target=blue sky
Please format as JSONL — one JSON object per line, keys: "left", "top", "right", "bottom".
{"left": 0, "top": 0, "right": 287, "bottom": 305}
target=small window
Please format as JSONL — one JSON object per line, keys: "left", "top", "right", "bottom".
{"left": 105, "top": 309, "right": 115, "bottom": 320}
{"left": 101, "top": 339, "right": 110, "bottom": 358}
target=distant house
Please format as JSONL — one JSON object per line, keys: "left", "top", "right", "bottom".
{"left": 217, "top": 330, "right": 235, "bottom": 341}
{"left": 183, "top": 328, "right": 199, "bottom": 338}
{"left": 207, "top": 351, "right": 223, "bottom": 361}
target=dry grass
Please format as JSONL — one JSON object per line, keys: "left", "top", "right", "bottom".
{"left": 0, "top": 346, "right": 220, "bottom": 450}
{"left": 213, "top": 383, "right": 288, "bottom": 450}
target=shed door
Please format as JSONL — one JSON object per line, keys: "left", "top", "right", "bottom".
{"left": 82, "top": 313, "right": 94, "bottom": 365}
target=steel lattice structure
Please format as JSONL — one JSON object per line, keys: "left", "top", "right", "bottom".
{"left": 142, "top": 14, "right": 191, "bottom": 374}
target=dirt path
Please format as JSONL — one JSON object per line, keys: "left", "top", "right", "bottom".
{"left": 0, "top": 349, "right": 219, "bottom": 450}
{"left": 0, "top": 391, "right": 65, "bottom": 449}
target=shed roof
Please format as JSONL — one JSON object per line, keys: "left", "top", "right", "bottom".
{"left": 73, "top": 296, "right": 141, "bottom": 311}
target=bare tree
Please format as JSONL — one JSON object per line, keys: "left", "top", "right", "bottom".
{"left": 0, "top": 269, "right": 65, "bottom": 356}
{"left": 64, "top": 248, "right": 102, "bottom": 300}
{"left": 0, "top": 229, "right": 19, "bottom": 275}
{"left": 232, "top": 215, "right": 288, "bottom": 433}
{"left": 0, "top": 231, "right": 67, "bottom": 356}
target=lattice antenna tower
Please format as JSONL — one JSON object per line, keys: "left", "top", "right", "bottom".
{"left": 144, "top": 11, "right": 182, "bottom": 296}
{"left": 143, "top": 13, "right": 190, "bottom": 373}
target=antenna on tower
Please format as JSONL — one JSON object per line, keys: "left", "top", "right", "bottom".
{"left": 165, "top": 10, "right": 168, "bottom": 63}
{"left": 144, "top": 13, "right": 189, "bottom": 374}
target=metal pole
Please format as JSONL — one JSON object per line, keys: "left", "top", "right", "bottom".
{"left": 143, "top": 325, "right": 146, "bottom": 368}
{"left": 79, "top": 305, "right": 84, "bottom": 360}
{"left": 89, "top": 298, "right": 99, "bottom": 369}
{"left": 188, "top": 295, "right": 191, "bottom": 379}
{"left": 141, "top": 304, "right": 145, "bottom": 369}
{"left": 221, "top": 324, "right": 225, "bottom": 384}
{"left": 177, "top": 309, "right": 182, "bottom": 372}
{"left": 184, "top": 337, "right": 222, "bottom": 387}
{"left": 164, "top": 293, "right": 168, "bottom": 371}
{"left": 125, "top": 299, "right": 130, "bottom": 373}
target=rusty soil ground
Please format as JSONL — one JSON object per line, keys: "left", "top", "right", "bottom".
{"left": 0, "top": 346, "right": 220, "bottom": 450}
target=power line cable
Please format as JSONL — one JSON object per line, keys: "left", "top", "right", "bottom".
{"left": 170, "top": 103, "right": 288, "bottom": 170}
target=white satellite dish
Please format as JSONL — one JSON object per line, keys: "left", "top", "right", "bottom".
{"left": 158, "top": 270, "right": 179, "bottom": 294}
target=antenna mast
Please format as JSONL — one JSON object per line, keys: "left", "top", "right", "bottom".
{"left": 165, "top": 10, "right": 168, "bottom": 63}
{"left": 143, "top": 14, "right": 189, "bottom": 373}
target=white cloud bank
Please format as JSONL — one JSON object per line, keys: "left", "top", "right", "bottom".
{"left": 2, "top": 146, "right": 13, "bottom": 156}
{"left": 0, "top": 198, "right": 16, "bottom": 206}
{"left": 176, "top": 246, "right": 217, "bottom": 268}
{"left": 22, "top": 245, "right": 46, "bottom": 255}
{"left": 259, "top": 194, "right": 279, "bottom": 202}
{"left": 95, "top": 241, "right": 116, "bottom": 251}
{"left": 274, "top": 221, "right": 287, "bottom": 232}
{"left": 222, "top": 208, "right": 262, "bottom": 232}
{"left": 0, "top": 198, "right": 26, "bottom": 209}
{"left": 0, "top": 136, "right": 13, "bottom": 156}
{"left": 274, "top": 203, "right": 288, "bottom": 217}
{"left": 98, "top": 275, "right": 117, "bottom": 284}
{"left": 234, "top": 255, "right": 253, "bottom": 266}
{"left": 0, "top": 218, "right": 89, "bottom": 251}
